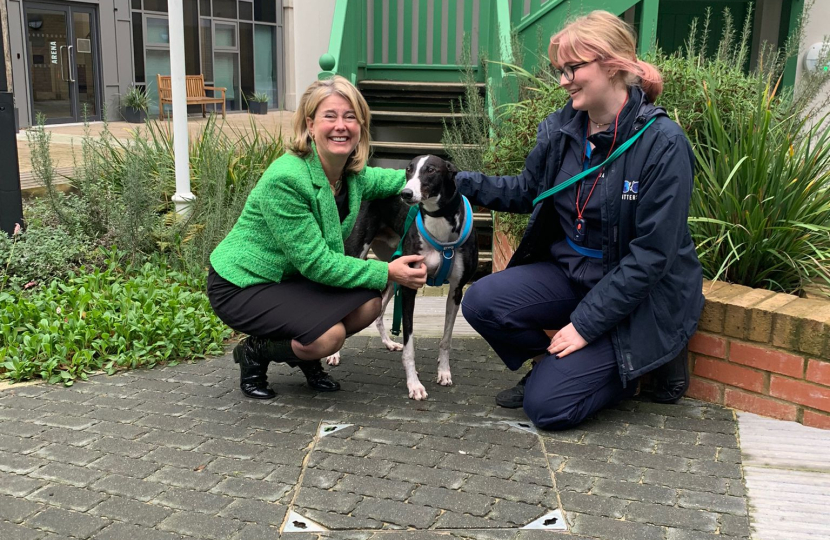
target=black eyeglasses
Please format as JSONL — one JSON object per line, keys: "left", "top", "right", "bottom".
{"left": 552, "top": 60, "right": 595, "bottom": 82}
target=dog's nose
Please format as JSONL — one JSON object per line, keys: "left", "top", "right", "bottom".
{"left": 401, "top": 189, "right": 414, "bottom": 201}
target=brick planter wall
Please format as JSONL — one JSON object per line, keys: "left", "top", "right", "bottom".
{"left": 492, "top": 224, "right": 830, "bottom": 428}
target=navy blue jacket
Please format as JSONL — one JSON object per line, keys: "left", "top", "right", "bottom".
{"left": 457, "top": 86, "right": 705, "bottom": 385}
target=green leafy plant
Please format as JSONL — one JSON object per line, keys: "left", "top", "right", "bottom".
{"left": 122, "top": 85, "right": 150, "bottom": 111}
{"left": 689, "top": 77, "right": 830, "bottom": 295}
{"left": 0, "top": 249, "right": 232, "bottom": 385}
{"left": 248, "top": 92, "right": 270, "bottom": 103}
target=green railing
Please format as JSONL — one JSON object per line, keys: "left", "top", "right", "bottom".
{"left": 319, "top": 0, "right": 660, "bottom": 106}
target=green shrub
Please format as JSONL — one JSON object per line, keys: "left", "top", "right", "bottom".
{"left": 0, "top": 250, "right": 232, "bottom": 385}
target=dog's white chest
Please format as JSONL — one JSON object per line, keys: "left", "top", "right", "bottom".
{"left": 417, "top": 216, "right": 462, "bottom": 283}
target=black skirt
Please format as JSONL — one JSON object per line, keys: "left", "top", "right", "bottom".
{"left": 207, "top": 266, "right": 381, "bottom": 345}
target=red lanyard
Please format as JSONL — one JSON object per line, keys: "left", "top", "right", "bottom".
{"left": 575, "top": 98, "right": 628, "bottom": 220}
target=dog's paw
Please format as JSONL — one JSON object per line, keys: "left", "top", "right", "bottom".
{"left": 325, "top": 352, "right": 341, "bottom": 366}
{"left": 383, "top": 340, "right": 404, "bottom": 352}
{"left": 437, "top": 370, "right": 453, "bottom": 386}
{"left": 407, "top": 382, "right": 428, "bottom": 400}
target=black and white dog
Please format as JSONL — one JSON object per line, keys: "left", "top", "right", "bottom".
{"left": 327, "top": 155, "right": 478, "bottom": 400}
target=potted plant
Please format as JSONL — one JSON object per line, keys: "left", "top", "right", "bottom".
{"left": 248, "top": 92, "right": 269, "bottom": 115}
{"left": 122, "top": 86, "right": 149, "bottom": 123}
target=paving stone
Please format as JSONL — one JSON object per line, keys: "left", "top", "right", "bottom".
{"left": 625, "top": 501, "right": 718, "bottom": 531}
{"left": 487, "top": 443, "right": 549, "bottom": 466}
{"left": 90, "top": 495, "right": 173, "bottom": 526}
{"left": 571, "top": 513, "right": 665, "bottom": 540}
{"left": 720, "top": 514, "right": 752, "bottom": 537}
{"left": 626, "top": 424, "right": 700, "bottom": 445}
{"left": 0, "top": 520, "right": 45, "bottom": 540}
{"left": 25, "top": 506, "right": 111, "bottom": 538}
{"left": 34, "top": 426, "right": 101, "bottom": 447}
{"left": 665, "top": 529, "right": 745, "bottom": 540}
{"left": 211, "top": 477, "right": 292, "bottom": 502}
{"left": 0, "top": 433, "right": 47, "bottom": 454}
{"left": 146, "top": 465, "right": 224, "bottom": 491}
{"left": 409, "top": 485, "right": 494, "bottom": 516}
{"left": 462, "top": 474, "right": 550, "bottom": 505}
{"left": 35, "top": 415, "right": 98, "bottom": 430}
{"left": 552, "top": 472, "right": 595, "bottom": 493}
{"left": 34, "top": 443, "right": 104, "bottom": 466}
{"left": 153, "top": 486, "right": 235, "bottom": 514}
{"left": 138, "top": 430, "right": 207, "bottom": 451}
{"left": 352, "top": 426, "right": 424, "bottom": 447}
{"left": 29, "top": 462, "right": 104, "bottom": 487}
{"left": 688, "top": 459, "right": 743, "bottom": 479}
{"left": 677, "top": 490, "right": 748, "bottom": 515}
{"left": 352, "top": 497, "right": 440, "bottom": 529}
{"left": 0, "top": 492, "right": 45, "bottom": 523}
{"left": 157, "top": 510, "right": 243, "bottom": 539}
{"left": 135, "top": 415, "right": 198, "bottom": 433}
{"left": 0, "top": 471, "right": 47, "bottom": 497}
{"left": 86, "top": 420, "right": 150, "bottom": 439}
{"left": 655, "top": 442, "right": 717, "bottom": 460}
{"left": 316, "top": 436, "right": 378, "bottom": 457}
{"left": 510, "top": 464, "right": 555, "bottom": 487}
{"left": 85, "top": 406, "right": 147, "bottom": 424}
{"left": 143, "top": 446, "right": 215, "bottom": 470}
{"left": 91, "top": 474, "right": 167, "bottom": 502}
{"left": 544, "top": 440, "right": 613, "bottom": 461}
{"left": 488, "top": 499, "right": 549, "bottom": 526}
{"left": 610, "top": 449, "right": 690, "bottom": 472}
{"left": 314, "top": 453, "right": 395, "bottom": 477}
{"left": 726, "top": 479, "right": 746, "bottom": 498}
{"left": 1, "top": 420, "right": 47, "bottom": 438}
{"left": 246, "top": 430, "right": 314, "bottom": 451}
{"left": 232, "top": 523, "right": 282, "bottom": 540}
{"left": 189, "top": 422, "right": 254, "bottom": 441}
{"left": 643, "top": 470, "right": 728, "bottom": 494}
{"left": 664, "top": 417, "right": 736, "bottom": 435}
{"left": 301, "top": 468, "right": 343, "bottom": 490}
{"left": 697, "top": 432, "right": 739, "bottom": 448}
{"left": 432, "top": 512, "right": 499, "bottom": 529}
{"left": 334, "top": 474, "right": 416, "bottom": 501}
{"left": 412, "top": 434, "right": 491, "bottom": 457}
{"left": 386, "top": 463, "right": 468, "bottom": 490}
{"left": 206, "top": 456, "right": 279, "bottom": 480}
{"left": 302, "top": 508, "right": 383, "bottom": 530}
{"left": 560, "top": 491, "right": 629, "bottom": 518}
{"left": 582, "top": 433, "right": 656, "bottom": 453}
{"left": 439, "top": 453, "right": 516, "bottom": 479}
{"left": 87, "top": 437, "right": 156, "bottom": 458}
{"left": 296, "top": 485, "right": 363, "bottom": 513}
{"left": 592, "top": 479, "right": 677, "bottom": 505}
{"left": 0, "top": 408, "right": 45, "bottom": 422}
{"left": 0, "top": 451, "right": 47, "bottom": 474}
{"left": 94, "top": 522, "right": 186, "bottom": 540}
{"left": 27, "top": 484, "right": 108, "bottom": 512}
{"left": 218, "top": 499, "right": 288, "bottom": 526}
{"left": 463, "top": 427, "right": 539, "bottom": 449}
{"left": 88, "top": 454, "right": 162, "bottom": 479}
{"left": 562, "top": 457, "right": 642, "bottom": 482}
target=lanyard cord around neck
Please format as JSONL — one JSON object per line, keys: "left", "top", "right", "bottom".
{"left": 575, "top": 97, "right": 627, "bottom": 220}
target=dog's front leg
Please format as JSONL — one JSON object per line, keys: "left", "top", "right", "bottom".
{"left": 401, "top": 286, "right": 427, "bottom": 400}
{"left": 437, "top": 283, "right": 463, "bottom": 386}
{"left": 375, "top": 284, "right": 403, "bottom": 351}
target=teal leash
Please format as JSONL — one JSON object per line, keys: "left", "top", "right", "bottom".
{"left": 390, "top": 205, "right": 420, "bottom": 336}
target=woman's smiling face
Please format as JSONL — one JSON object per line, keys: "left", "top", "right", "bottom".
{"left": 558, "top": 59, "right": 616, "bottom": 112}
{"left": 306, "top": 94, "right": 360, "bottom": 167}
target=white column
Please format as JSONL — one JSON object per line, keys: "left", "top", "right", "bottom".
{"left": 168, "top": 0, "right": 194, "bottom": 214}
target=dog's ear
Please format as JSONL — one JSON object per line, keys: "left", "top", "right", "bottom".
{"left": 445, "top": 160, "right": 459, "bottom": 177}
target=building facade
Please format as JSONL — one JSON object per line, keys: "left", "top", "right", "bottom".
{"left": 5, "top": 0, "right": 333, "bottom": 127}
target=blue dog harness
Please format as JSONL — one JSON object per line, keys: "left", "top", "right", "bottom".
{"left": 416, "top": 195, "right": 474, "bottom": 286}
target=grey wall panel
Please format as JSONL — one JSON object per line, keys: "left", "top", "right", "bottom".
{"left": 8, "top": 0, "right": 31, "bottom": 127}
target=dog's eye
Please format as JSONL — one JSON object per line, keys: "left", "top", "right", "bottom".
{"left": 427, "top": 166, "right": 435, "bottom": 173}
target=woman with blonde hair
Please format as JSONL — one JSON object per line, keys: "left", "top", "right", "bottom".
{"left": 207, "top": 76, "right": 426, "bottom": 399}
{"left": 458, "top": 11, "right": 704, "bottom": 428}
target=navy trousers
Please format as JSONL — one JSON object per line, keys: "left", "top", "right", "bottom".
{"left": 461, "top": 261, "right": 634, "bottom": 430}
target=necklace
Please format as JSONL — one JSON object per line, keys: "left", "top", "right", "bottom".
{"left": 589, "top": 118, "right": 611, "bottom": 130}
{"left": 330, "top": 174, "right": 344, "bottom": 194}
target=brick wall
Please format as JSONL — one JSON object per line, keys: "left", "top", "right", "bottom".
{"left": 492, "top": 228, "right": 830, "bottom": 428}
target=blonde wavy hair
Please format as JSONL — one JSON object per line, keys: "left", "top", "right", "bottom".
{"left": 548, "top": 10, "right": 663, "bottom": 102}
{"left": 288, "top": 76, "right": 372, "bottom": 175}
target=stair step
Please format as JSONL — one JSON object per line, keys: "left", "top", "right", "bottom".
{"left": 372, "top": 111, "right": 466, "bottom": 123}
{"left": 371, "top": 141, "right": 478, "bottom": 155}
{"left": 360, "top": 80, "right": 484, "bottom": 92}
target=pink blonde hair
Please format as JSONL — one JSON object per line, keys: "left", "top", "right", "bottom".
{"left": 548, "top": 10, "right": 663, "bottom": 102}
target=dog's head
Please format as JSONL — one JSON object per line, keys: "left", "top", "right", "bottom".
{"left": 401, "top": 155, "right": 459, "bottom": 210}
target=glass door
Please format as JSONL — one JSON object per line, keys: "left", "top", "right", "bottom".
{"left": 25, "top": 2, "right": 100, "bottom": 124}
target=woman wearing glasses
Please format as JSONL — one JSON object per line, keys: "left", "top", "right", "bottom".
{"left": 457, "top": 11, "right": 704, "bottom": 429}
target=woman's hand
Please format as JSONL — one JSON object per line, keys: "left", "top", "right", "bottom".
{"left": 388, "top": 255, "right": 427, "bottom": 289}
{"left": 547, "top": 323, "right": 588, "bottom": 359}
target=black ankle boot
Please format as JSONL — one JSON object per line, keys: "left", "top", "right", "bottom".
{"left": 233, "top": 337, "right": 276, "bottom": 400}
{"left": 257, "top": 340, "right": 340, "bottom": 392}
{"left": 652, "top": 346, "right": 690, "bottom": 404}
{"left": 292, "top": 360, "right": 340, "bottom": 392}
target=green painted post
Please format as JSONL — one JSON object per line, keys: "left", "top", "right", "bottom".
{"left": 783, "top": 0, "right": 805, "bottom": 88}
{"left": 637, "top": 0, "right": 659, "bottom": 56}
{"left": 403, "top": 0, "right": 413, "bottom": 63}
{"left": 388, "top": 0, "right": 399, "bottom": 63}
{"left": 447, "top": 0, "right": 458, "bottom": 64}
{"left": 433, "top": 0, "right": 444, "bottom": 64}
{"left": 373, "top": 0, "right": 384, "bottom": 63}
{"left": 418, "top": 0, "right": 428, "bottom": 63}
{"left": 463, "top": 0, "right": 474, "bottom": 62}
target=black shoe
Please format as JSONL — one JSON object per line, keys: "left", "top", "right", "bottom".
{"left": 233, "top": 338, "right": 276, "bottom": 400}
{"left": 291, "top": 360, "right": 341, "bottom": 392}
{"left": 651, "top": 346, "right": 690, "bottom": 404}
{"left": 495, "top": 369, "right": 532, "bottom": 408}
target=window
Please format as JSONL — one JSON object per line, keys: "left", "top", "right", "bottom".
{"left": 214, "top": 0, "right": 237, "bottom": 19}
{"left": 254, "top": 0, "right": 276, "bottom": 23}
{"left": 146, "top": 17, "right": 169, "bottom": 45}
{"left": 143, "top": 0, "right": 168, "bottom": 13}
{"left": 131, "top": 11, "right": 145, "bottom": 83}
{"left": 240, "top": 2, "right": 253, "bottom": 21}
{"left": 214, "top": 22, "right": 237, "bottom": 49}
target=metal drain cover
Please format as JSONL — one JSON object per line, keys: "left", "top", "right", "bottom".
{"left": 283, "top": 510, "right": 328, "bottom": 532}
{"left": 522, "top": 509, "right": 567, "bottom": 530}
{"left": 290, "top": 420, "right": 564, "bottom": 531}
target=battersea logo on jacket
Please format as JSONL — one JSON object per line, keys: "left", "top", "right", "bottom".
{"left": 622, "top": 180, "right": 638, "bottom": 201}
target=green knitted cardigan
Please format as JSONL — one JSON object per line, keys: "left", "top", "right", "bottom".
{"left": 210, "top": 147, "right": 405, "bottom": 290}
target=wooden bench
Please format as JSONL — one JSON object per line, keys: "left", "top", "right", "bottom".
{"left": 157, "top": 74, "right": 226, "bottom": 120}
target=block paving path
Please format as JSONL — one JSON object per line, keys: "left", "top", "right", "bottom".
{"left": 0, "top": 337, "right": 752, "bottom": 539}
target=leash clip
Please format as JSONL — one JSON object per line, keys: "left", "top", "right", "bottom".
{"left": 442, "top": 247, "right": 455, "bottom": 260}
